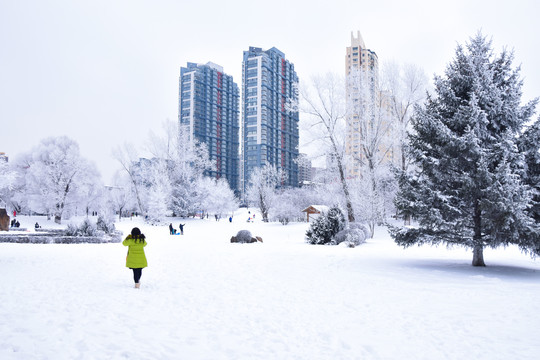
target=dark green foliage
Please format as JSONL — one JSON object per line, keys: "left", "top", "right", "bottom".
{"left": 306, "top": 207, "right": 346, "bottom": 245}
{"left": 518, "top": 119, "right": 540, "bottom": 222}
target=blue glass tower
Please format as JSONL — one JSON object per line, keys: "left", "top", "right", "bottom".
{"left": 241, "top": 47, "right": 299, "bottom": 198}
{"left": 179, "top": 62, "right": 240, "bottom": 193}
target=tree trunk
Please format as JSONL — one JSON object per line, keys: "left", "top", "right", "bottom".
{"left": 369, "top": 221, "right": 375, "bottom": 239}
{"left": 403, "top": 214, "right": 411, "bottom": 225}
{"left": 336, "top": 156, "right": 355, "bottom": 223}
{"left": 472, "top": 244, "right": 485, "bottom": 267}
{"left": 259, "top": 192, "right": 269, "bottom": 222}
{"left": 472, "top": 199, "right": 486, "bottom": 266}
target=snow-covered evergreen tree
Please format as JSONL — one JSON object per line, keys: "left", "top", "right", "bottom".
{"left": 390, "top": 33, "right": 540, "bottom": 266}
{"left": 518, "top": 117, "right": 540, "bottom": 222}
{"left": 306, "top": 206, "right": 346, "bottom": 245}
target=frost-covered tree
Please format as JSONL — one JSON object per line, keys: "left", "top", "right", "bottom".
{"left": 106, "top": 172, "right": 135, "bottom": 221}
{"left": 19, "top": 136, "right": 100, "bottom": 223}
{"left": 381, "top": 62, "right": 428, "bottom": 171}
{"left": 114, "top": 121, "right": 214, "bottom": 220}
{"left": 247, "top": 164, "right": 284, "bottom": 222}
{"left": 349, "top": 168, "right": 396, "bottom": 238}
{"left": 76, "top": 162, "right": 103, "bottom": 217}
{"left": 0, "top": 159, "right": 18, "bottom": 207}
{"left": 271, "top": 188, "right": 303, "bottom": 225}
{"left": 390, "top": 33, "right": 540, "bottom": 266}
{"left": 145, "top": 158, "right": 172, "bottom": 222}
{"left": 168, "top": 124, "right": 214, "bottom": 217}
{"left": 347, "top": 68, "right": 398, "bottom": 236}
{"left": 299, "top": 74, "right": 355, "bottom": 222}
{"left": 113, "top": 143, "right": 146, "bottom": 216}
{"left": 203, "top": 178, "right": 238, "bottom": 219}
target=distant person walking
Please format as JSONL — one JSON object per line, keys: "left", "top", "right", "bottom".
{"left": 169, "top": 223, "right": 174, "bottom": 235}
{"left": 123, "top": 227, "right": 147, "bottom": 289}
{"left": 179, "top": 223, "right": 185, "bottom": 235}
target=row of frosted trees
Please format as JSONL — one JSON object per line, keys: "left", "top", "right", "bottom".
{"left": 0, "top": 122, "right": 239, "bottom": 224}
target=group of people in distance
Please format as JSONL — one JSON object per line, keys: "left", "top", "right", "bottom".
{"left": 168, "top": 223, "right": 185, "bottom": 235}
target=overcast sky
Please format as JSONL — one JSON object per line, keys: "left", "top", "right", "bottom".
{"left": 1, "top": 0, "right": 539, "bottom": 183}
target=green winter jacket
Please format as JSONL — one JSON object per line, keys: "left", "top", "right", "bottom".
{"left": 123, "top": 235, "right": 148, "bottom": 268}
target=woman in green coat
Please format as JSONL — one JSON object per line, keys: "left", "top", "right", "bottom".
{"left": 123, "top": 227, "right": 147, "bottom": 289}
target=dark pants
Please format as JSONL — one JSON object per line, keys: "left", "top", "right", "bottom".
{"left": 131, "top": 268, "right": 142, "bottom": 283}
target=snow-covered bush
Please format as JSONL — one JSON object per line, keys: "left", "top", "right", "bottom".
{"left": 335, "top": 228, "right": 366, "bottom": 248}
{"left": 277, "top": 215, "right": 290, "bottom": 225}
{"left": 349, "top": 222, "right": 371, "bottom": 240}
{"left": 236, "top": 230, "right": 253, "bottom": 243}
{"left": 306, "top": 207, "right": 346, "bottom": 245}
{"left": 96, "top": 215, "right": 115, "bottom": 234}
{"left": 65, "top": 219, "right": 98, "bottom": 237}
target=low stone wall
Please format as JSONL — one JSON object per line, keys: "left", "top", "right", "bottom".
{"left": 0, "top": 231, "right": 122, "bottom": 244}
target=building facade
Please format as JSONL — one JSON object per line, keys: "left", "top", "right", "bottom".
{"left": 345, "top": 31, "right": 397, "bottom": 178}
{"left": 241, "top": 47, "right": 299, "bottom": 198}
{"left": 297, "top": 153, "right": 312, "bottom": 186}
{"left": 179, "top": 62, "right": 240, "bottom": 193}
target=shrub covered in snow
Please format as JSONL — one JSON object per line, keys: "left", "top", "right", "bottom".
{"left": 65, "top": 219, "right": 98, "bottom": 237}
{"left": 96, "top": 215, "right": 116, "bottom": 234}
{"left": 348, "top": 222, "right": 371, "bottom": 240}
{"left": 334, "top": 228, "right": 366, "bottom": 248}
{"left": 305, "top": 207, "right": 346, "bottom": 245}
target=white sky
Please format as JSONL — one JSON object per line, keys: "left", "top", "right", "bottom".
{"left": 1, "top": 0, "right": 539, "bottom": 183}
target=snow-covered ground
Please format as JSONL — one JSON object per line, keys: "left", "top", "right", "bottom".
{"left": 2, "top": 208, "right": 540, "bottom": 359}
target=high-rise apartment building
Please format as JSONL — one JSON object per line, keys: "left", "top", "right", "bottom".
{"left": 241, "top": 47, "right": 299, "bottom": 198}
{"left": 179, "top": 62, "right": 240, "bottom": 193}
{"left": 345, "top": 31, "right": 378, "bottom": 77}
{"left": 345, "top": 31, "right": 397, "bottom": 178}
{"left": 297, "top": 153, "right": 312, "bottom": 186}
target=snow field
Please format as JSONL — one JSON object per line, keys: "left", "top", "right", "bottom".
{"left": 1, "top": 209, "right": 540, "bottom": 359}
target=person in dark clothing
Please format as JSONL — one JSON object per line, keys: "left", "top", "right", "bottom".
{"left": 169, "top": 223, "right": 174, "bottom": 235}
{"left": 179, "top": 223, "right": 185, "bottom": 235}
